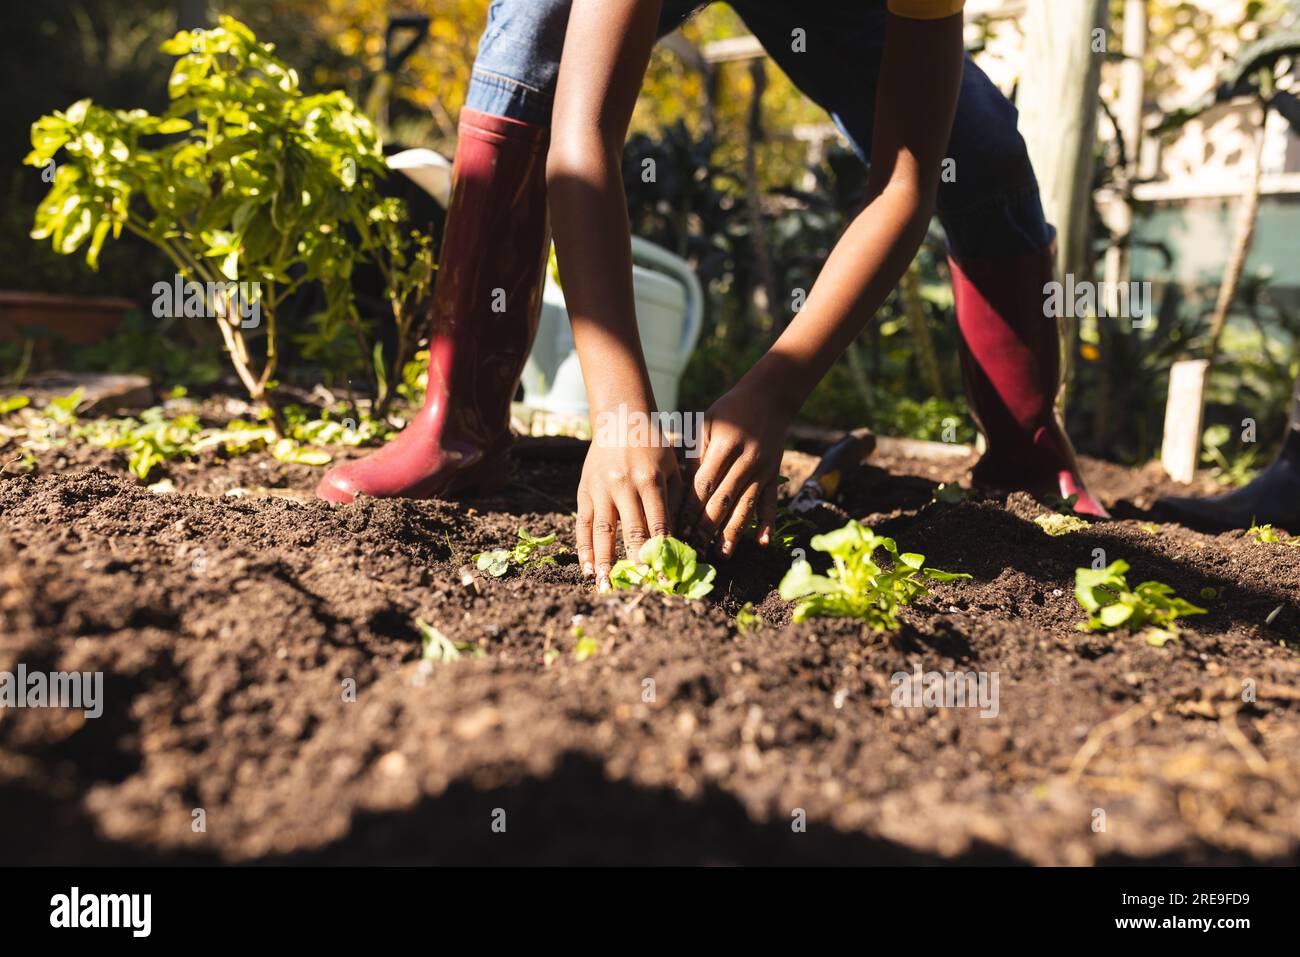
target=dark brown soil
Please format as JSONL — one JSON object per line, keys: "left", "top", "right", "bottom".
{"left": 2, "top": 431, "right": 1298, "bottom": 865}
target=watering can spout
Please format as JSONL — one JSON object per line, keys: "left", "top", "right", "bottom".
{"left": 387, "top": 148, "right": 454, "bottom": 207}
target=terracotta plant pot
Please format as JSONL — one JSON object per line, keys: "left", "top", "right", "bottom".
{"left": 0, "top": 290, "right": 137, "bottom": 345}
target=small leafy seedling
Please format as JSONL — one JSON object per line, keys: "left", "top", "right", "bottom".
{"left": 417, "top": 618, "right": 482, "bottom": 663}
{"left": 778, "top": 520, "right": 970, "bottom": 628}
{"left": 572, "top": 625, "right": 600, "bottom": 662}
{"left": 745, "top": 507, "right": 813, "bottom": 549}
{"left": 1074, "top": 560, "right": 1205, "bottom": 640}
{"left": 1202, "top": 424, "right": 1259, "bottom": 487}
{"left": 1247, "top": 521, "right": 1300, "bottom": 546}
{"left": 1034, "top": 513, "right": 1090, "bottom": 536}
{"left": 609, "top": 536, "right": 716, "bottom": 600}
{"left": 735, "top": 602, "right": 763, "bottom": 634}
{"left": 473, "top": 527, "right": 562, "bottom": 577}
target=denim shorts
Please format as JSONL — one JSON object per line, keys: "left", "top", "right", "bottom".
{"left": 466, "top": 0, "right": 1052, "bottom": 258}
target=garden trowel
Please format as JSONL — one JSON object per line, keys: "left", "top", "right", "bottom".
{"left": 790, "top": 428, "right": 877, "bottom": 514}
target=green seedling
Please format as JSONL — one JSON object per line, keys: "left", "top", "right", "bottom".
{"left": 1144, "top": 628, "right": 1179, "bottom": 647}
{"left": 1202, "top": 424, "right": 1259, "bottom": 487}
{"left": 6, "top": 451, "right": 37, "bottom": 473}
{"left": 572, "top": 625, "right": 600, "bottom": 662}
{"left": 45, "top": 388, "right": 85, "bottom": 426}
{"left": 473, "top": 527, "right": 562, "bottom": 578}
{"left": 26, "top": 401, "right": 376, "bottom": 482}
{"left": 1034, "top": 513, "right": 1090, "bottom": 536}
{"left": 269, "top": 438, "right": 332, "bottom": 466}
{"left": 1074, "top": 560, "right": 1205, "bottom": 640}
{"left": 79, "top": 407, "right": 203, "bottom": 480}
{"left": 745, "top": 507, "right": 813, "bottom": 549}
{"left": 1246, "top": 521, "right": 1300, "bottom": 546}
{"left": 609, "top": 536, "right": 716, "bottom": 600}
{"left": 735, "top": 602, "right": 763, "bottom": 634}
{"left": 0, "top": 396, "right": 30, "bottom": 415}
{"left": 416, "top": 618, "right": 482, "bottom": 663}
{"left": 778, "top": 519, "right": 970, "bottom": 628}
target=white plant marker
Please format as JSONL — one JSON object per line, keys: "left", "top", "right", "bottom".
{"left": 1162, "top": 359, "right": 1210, "bottom": 484}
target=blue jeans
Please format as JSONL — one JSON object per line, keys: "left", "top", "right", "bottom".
{"left": 466, "top": 0, "right": 1051, "bottom": 259}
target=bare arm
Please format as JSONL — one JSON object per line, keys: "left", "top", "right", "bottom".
{"left": 547, "top": 0, "right": 675, "bottom": 587}
{"left": 548, "top": 0, "right": 663, "bottom": 416}
{"left": 682, "top": 12, "right": 967, "bottom": 555}
{"left": 749, "top": 13, "right": 964, "bottom": 409}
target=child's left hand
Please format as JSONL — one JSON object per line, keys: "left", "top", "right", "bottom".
{"left": 677, "top": 383, "right": 791, "bottom": 558}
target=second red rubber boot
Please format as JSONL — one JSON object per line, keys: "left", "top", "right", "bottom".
{"left": 949, "top": 245, "right": 1110, "bottom": 518}
{"left": 317, "top": 110, "right": 550, "bottom": 503}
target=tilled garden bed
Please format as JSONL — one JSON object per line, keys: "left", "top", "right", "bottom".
{"left": 2, "top": 435, "right": 1298, "bottom": 864}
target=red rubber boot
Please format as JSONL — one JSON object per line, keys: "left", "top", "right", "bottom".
{"left": 317, "top": 110, "right": 550, "bottom": 504}
{"left": 949, "top": 245, "right": 1110, "bottom": 518}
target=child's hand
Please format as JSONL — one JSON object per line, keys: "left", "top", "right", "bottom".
{"left": 577, "top": 438, "right": 683, "bottom": 590}
{"left": 678, "top": 385, "right": 790, "bottom": 558}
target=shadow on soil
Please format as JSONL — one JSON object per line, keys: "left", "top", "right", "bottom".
{"left": 270, "top": 753, "right": 1029, "bottom": 866}
{"left": 2, "top": 753, "right": 1027, "bottom": 866}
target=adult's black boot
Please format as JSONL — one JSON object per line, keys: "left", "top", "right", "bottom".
{"left": 1158, "top": 375, "right": 1300, "bottom": 531}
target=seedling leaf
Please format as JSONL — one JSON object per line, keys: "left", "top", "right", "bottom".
{"left": 608, "top": 536, "right": 716, "bottom": 600}
{"left": 471, "top": 527, "right": 563, "bottom": 578}
{"left": 416, "top": 618, "right": 481, "bottom": 663}
{"left": 777, "top": 519, "right": 970, "bottom": 629}
{"left": 1073, "top": 560, "right": 1205, "bottom": 638}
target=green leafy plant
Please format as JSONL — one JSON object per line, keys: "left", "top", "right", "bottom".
{"left": 0, "top": 396, "right": 31, "bottom": 415}
{"left": 1034, "top": 513, "right": 1090, "bottom": 537}
{"left": 473, "top": 528, "right": 562, "bottom": 578}
{"left": 609, "top": 536, "right": 716, "bottom": 600}
{"left": 95, "top": 408, "right": 204, "bottom": 480}
{"left": 734, "top": 602, "right": 763, "bottom": 634}
{"left": 24, "top": 16, "right": 430, "bottom": 419}
{"left": 1202, "top": 424, "right": 1260, "bottom": 487}
{"left": 746, "top": 507, "right": 813, "bottom": 549}
{"left": 778, "top": 520, "right": 969, "bottom": 627}
{"left": 4, "top": 397, "right": 381, "bottom": 483}
{"left": 417, "top": 618, "right": 482, "bottom": 663}
{"left": 1074, "top": 560, "right": 1206, "bottom": 639}
{"left": 46, "top": 388, "right": 85, "bottom": 426}
{"left": 571, "top": 625, "right": 600, "bottom": 662}
{"left": 1247, "top": 521, "right": 1300, "bottom": 546}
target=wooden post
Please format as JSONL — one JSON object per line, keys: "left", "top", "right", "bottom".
{"left": 1017, "top": 0, "right": 1109, "bottom": 283}
{"left": 1095, "top": 0, "right": 1149, "bottom": 450}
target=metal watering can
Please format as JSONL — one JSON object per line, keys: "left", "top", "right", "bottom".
{"left": 387, "top": 149, "right": 705, "bottom": 416}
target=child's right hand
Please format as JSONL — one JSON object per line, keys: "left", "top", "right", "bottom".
{"left": 576, "top": 438, "right": 683, "bottom": 591}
